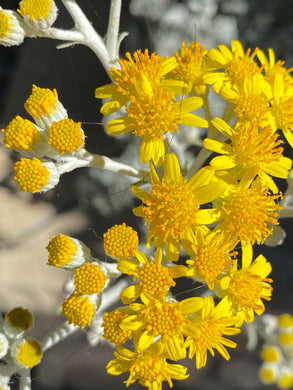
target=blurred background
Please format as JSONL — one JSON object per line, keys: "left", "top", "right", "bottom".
{"left": 0, "top": 0, "right": 293, "bottom": 389}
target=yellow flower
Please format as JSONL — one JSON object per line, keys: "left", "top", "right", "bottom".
{"left": 219, "top": 73, "right": 273, "bottom": 125}
{"left": 203, "top": 40, "right": 262, "bottom": 93}
{"left": 118, "top": 247, "right": 187, "bottom": 304}
{"left": 168, "top": 41, "right": 213, "bottom": 95}
{"left": 203, "top": 118, "right": 292, "bottom": 192}
{"left": 257, "top": 48, "right": 293, "bottom": 87}
{"left": 105, "top": 84, "right": 208, "bottom": 166}
{"left": 184, "top": 227, "right": 238, "bottom": 290}
{"left": 268, "top": 73, "right": 293, "bottom": 148}
{"left": 184, "top": 296, "right": 240, "bottom": 369}
{"left": 219, "top": 243, "right": 273, "bottom": 326}
{"left": 214, "top": 169, "right": 282, "bottom": 245}
{"left": 107, "top": 342, "right": 189, "bottom": 390}
{"left": 18, "top": 0, "right": 58, "bottom": 31}
{"left": 0, "top": 7, "right": 25, "bottom": 47}
{"left": 48, "top": 118, "right": 85, "bottom": 154}
{"left": 73, "top": 263, "right": 107, "bottom": 295}
{"left": 120, "top": 294, "right": 203, "bottom": 361}
{"left": 95, "top": 49, "right": 179, "bottom": 115}
{"left": 61, "top": 294, "right": 99, "bottom": 329}
{"left": 132, "top": 153, "right": 226, "bottom": 261}
{"left": 11, "top": 338, "right": 42, "bottom": 368}
{"left": 103, "top": 223, "right": 139, "bottom": 258}
{"left": 102, "top": 310, "right": 132, "bottom": 345}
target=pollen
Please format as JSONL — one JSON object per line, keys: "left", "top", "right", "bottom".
{"left": 62, "top": 295, "right": 95, "bottom": 328}
{"left": 102, "top": 310, "right": 132, "bottom": 344}
{"left": 2, "top": 115, "right": 41, "bottom": 150}
{"left": 48, "top": 118, "right": 84, "bottom": 154}
{"left": 126, "top": 87, "right": 179, "bottom": 139}
{"left": 18, "top": 0, "right": 53, "bottom": 20}
{"left": 74, "top": 263, "right": 107, "bottom": 295}
{"left": 13, "top": 158, "right": 49, "bottom": 193}
{"left": 103, "top": 223, "right": 139, "bottom": 258}
{"left": 143, "top": 178, "right": 199, "bottom": 241}
{"left": 24, "top": 85, "right": 58, "bottom": 118}
{"left": 144, "top": 301, "right": 184, "bottom": 340}
{"left": 138, "top": 261, "right": 175, "bottom": 298}
{"left": 5, "top": 307, "right": 33, "bottom": 331}
{"left": 0, "top": 10, "right": 12, "bottom": 38}
{"left": 192, "top": 319, "right": 223, "bottom": 357}
{"left": 219, "top": 185, "right": 281, "bottom": 244}
{"left": 46, "top": 234, "right": 77, "bottom": 267}
{"left": 15, "top": 339, "right": 42, "bottom": 368}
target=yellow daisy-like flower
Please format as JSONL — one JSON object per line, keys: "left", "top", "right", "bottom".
{"left": 214, "top": 169, "right": 282, "bottom": 245}
{"left": 61, "top": 294, "right": 98, "bottom": 329}
{"left": 102, "top": 310, "right": 132, "bottom": 345}
{"left": 257, "top": 48, "right": 293, "bottom": 87}
{"left": 268, "top": 73, "right": 293, "bottom": 148}
{"left": 184, "top": 296, "right": 240, "bottom": 369}
{"left": 120, "top": 294, "right": 203, "bottom": 361}
{"left": 13, "top": 157, "right": 59, "bottom": 193}
{"left": 107, "top": 342, "right": 189, "bottom": 390}
{"left": 11, "top": 338, "right": 42, "bottom": 369}
{"left": 48, "top": 118, "right": 85, "bottom": 154}
{"left": 183, "top": 227, "right": 238, "bottom": 290}
{"left": 168, "top": 41, "right": 213, "bottom": 95}
{"left": 118, "top": 247, "right": 187, "bottom": 304}
{"left": 106, "top": 83, "right": 208, "bottom": 166}
{"left": 203, "top": 118, "right": 292, "bottom": 192}
{"left": 0, "top": 8, "right": 25, "bottom": 47}
{"left": 203, "top": 40, "right": 262, "bottom": 92}
{"left": 219, "top": 243, "right": 273, "bottom": 326}
{"left": 220, "top": 73, "right": 272, "bottom": 125}
{"left": 18, "top": 0, "right": 57, "bottom": 31}
{"left": 132, "top": 153, "right": 226, "bottom": 261}
{"left": 95, "top": 49, "right": 179, "bottom": 116}
{"left": 103, "top": 223, "right": 139, "bottom": 258}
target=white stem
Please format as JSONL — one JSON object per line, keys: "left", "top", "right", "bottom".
{"left": 42, "top": 27, "right": 84, "bottom": 42}
{"left": 106, "top": 0, "right": 122, "bottom": 66}
{"left": 19, "top": 369, "right": 31, "bottom": 390}
{"left": 41, "top": 322, "right": 77, "bottom": 352}
{"left": 60, "top": 0, "right": 111, "bottom": 73}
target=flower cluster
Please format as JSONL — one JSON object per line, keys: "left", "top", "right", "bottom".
{"left": 2, "top": 10, "right": 293, "bottom": 387}
{"left": 0, "top": 307, "right": 42, "bottom": 389}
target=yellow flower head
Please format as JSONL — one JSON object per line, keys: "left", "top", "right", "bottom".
{"left": 103, "top": 223, "right": 139, "bottom": 258}
{"left": 0, "top": 8, "right": 25, "bottom": 47}
{"left": 215, "top": 170, "right": 282, "bottom": 245}
{"left": 279, "top": 313, "right": 293, "bottom": 330}
{"left": 204, "top": 40, "right": 262, "bottom": 92}
{"left": 48, "top": 118, "right": 85, "bottom": 154}
{"left": 74, "top": 263, "right": 107, "bottom": 295}
{"left": 5, "top": 307, "right": 33, "bottom": 332}
{"left": 24, "top": 85, "right": 67, "bottom": 128}
{"left": 11, "top": 338, "right": 42, "bottom": 368}
{"left": 61, "top": 294, "right": 97, "bottom": 328}
{"left": 219, "top": 244, "right": 273, "bottom": 326}
{"left": 120, "top": 295, "right": 203, "bottom": 361}
{"left": 204, "top": 118, "right": 292, "bottom": 192}
{"left": 18, "top": 0, "right": 58, "bottom": 31}
{"left": 257, "top": 48, "right": 293, "bottom": 87}
{"left": 261, "top": 345, "right": 282, "bottom": 363}
{"left": 95, "top": 49, "right": 178, "bottom": 116}
{"left": 170, "top": 41, "right": 217, "bottom": 95}
{"left": 13, "top": 157, "right": 59, "bottom": 193}
{"left": 184, "top": 296, "right": 240, "bottom": 369}
{"left": 46, "top": 234, "right": 92, "bottom": 269}
{"left": 259, "top": 362, "right": 278, "bottom": 385}
{"left": 269, "top": 73, "right": 293, "bottom": 148}
{"left": 106, "top": 84, "right": 208, "bottom": 166}
{"left": 184, "top": 228, "right": 238, "bottom": 290}
{"left": 102, "top": 310, "right": 132, "bottom": 344}
{"left": 1, "top": 115, "right": 41, "bottom": 151}
{"left": 118, "top": 247, "right": 187, "bottom": 304}
{"left": 107, "top": 342, "right": 189, "bottom": 390}
{"left": 132, "top": 153, "right": 226, "bottom": 261}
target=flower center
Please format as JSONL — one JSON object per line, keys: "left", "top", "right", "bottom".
{"left": 226, "top": 50, "right": 260, "bottom": 86}
{"left": 2, "top": 116, "right": 41, "bottom": 150}
{"left": 103, "top": 223, "right": 138, "bottom": 258}
{"left": 272, "top": 95, "right": 293, "bottom": 131}
{"left": 18, "top": 0, "right": 53, "bottom": 20}
{"left": 0, "top": 11, "right": 12, "bottom": 38}
{"left": 13, "top": 158, "right": 49, "bottom": 193}
{"left": 229, "top": 269, "right": 264, "bottom": 309}
{"left": 102, "top": 311, "right": 132, "bottom": 344}
{"left": 138, "top": 262, "right": 175, "bottom": 298}
{"left": 194, "top": 319, "right": 223, "bottom": 351}
{"left": 128, "top": 355, "right": 166, "bottom": 387}
{"left": 62, "top": 295, "right": 95, "bottom": 328}
{"left": 142, "top": 178, "right": 199, "bottom": 241}
{"left": 74, "top": 263, "right": 107, "bottom": 295}
{"left": 46, "top": 234, "right": 77, "bottom": 267}
{"left": 48, "top": 119, "right": 84, "bottom": 154}
{"left": 235, "top": 92, "right": 270, "bottom": 122}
